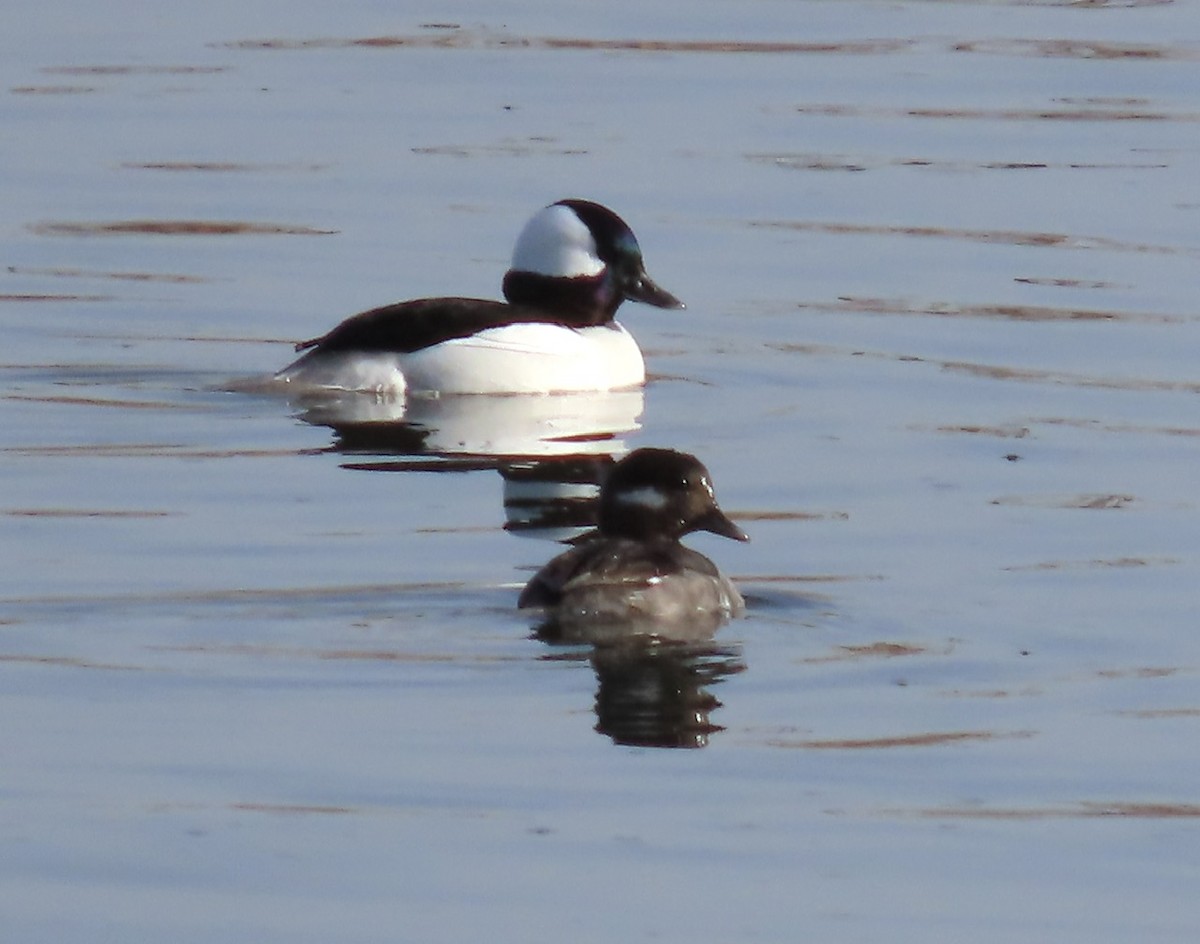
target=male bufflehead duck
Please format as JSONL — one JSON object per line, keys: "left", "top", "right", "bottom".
{"left": 519, "top": 448, "right": 748, "bottom": 629}
{"left": 275, "top": 199, "right": 683, "bottom": 396}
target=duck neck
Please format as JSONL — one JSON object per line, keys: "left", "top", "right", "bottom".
{"left": 502, "top": 269, "right": 620, "bottom": 326}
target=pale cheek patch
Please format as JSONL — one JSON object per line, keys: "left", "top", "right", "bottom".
{"left": 615, "top": 486, "right": 670, "bottom": 511}
{"left": 511, "top": 205, "right": 605, "bottom": 278}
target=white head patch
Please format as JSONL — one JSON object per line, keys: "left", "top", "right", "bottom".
{"left": 614, "top": 486, "right": 669, "bottom": 511}
{"left": 510, "top": 204, "right": 605, "bottom": 278}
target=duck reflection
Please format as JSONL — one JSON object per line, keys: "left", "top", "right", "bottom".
{"left": 290, "top": 386, "right": 645, "bottom": 540}
{"left": 543, "top": 635, "right": 745, "bottom": 749}
{"left": 293, "top": 387, "right": 644, "bottom": 461}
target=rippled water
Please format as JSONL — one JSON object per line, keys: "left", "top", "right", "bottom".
{"left": 3, "top": 1, "right": 1199, "bottom": 940}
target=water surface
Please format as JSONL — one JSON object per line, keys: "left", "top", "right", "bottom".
{"left": 3, "top": 1, "right": 1199, "bottom": 940}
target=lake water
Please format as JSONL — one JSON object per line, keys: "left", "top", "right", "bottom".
{"left": 3, "top": 1, "right": 1199, "bottom": 940}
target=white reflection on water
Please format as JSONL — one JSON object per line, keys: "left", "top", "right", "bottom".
{"left": 285, "top": 385, "right": 644, "bottom": 459}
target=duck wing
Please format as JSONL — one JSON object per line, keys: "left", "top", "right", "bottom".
{"left": 518, "top": 540, "right": 719, "bottom": 609}
{"left": 295, "top": 298, "right": 556, "bottom": 355}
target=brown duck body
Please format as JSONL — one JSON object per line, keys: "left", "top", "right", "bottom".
{"left": 520, "top": 448, "right": 748, "bottom": 634}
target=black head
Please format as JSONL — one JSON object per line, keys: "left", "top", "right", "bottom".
{"left": 597, "top": 447, "right": 749, "bottom": 543}
{"left": 503, "top": 199, "right": 684, "bottom": 324}
{"left": 556, "top": 199, "right": 684, "bottom": 311}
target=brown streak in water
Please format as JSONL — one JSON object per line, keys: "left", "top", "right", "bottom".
{"left": 221, "top": 31, "right": 1194, "bottom": 60}
{"left": 4, "top": 508, "right": 178, "bottom": 519}
{"left": 772, "top": 342, "right": 1200, "bottom": 396}
{"left": 990, "top": 493, "right": 1136, "bottom": 510}
{"left": 1119, "top": 708, "right": 1200, "bottom": 718}
{"left": 748, "top": 153, "right": 870, "bottom": 173}
{"left": 412, "top": 142, "right": 588, "bottom": 158}
{"left": 770, "top": 729, "right": 1034, "bottom": 749}
{"left": 320, "top": 649, "right": 517, "bottom": 663}
{"left": 1059, "top": 0, "right": 1175, "bottom": 8}
{"left": 755, "top": 219, "right": 1195, "bottom": 257}
{"left": 30, "top": 220, "right": 337, "bottom": 237}
{"left": 11, "top": 85, "right": 97, "bottom": 95}
{"left": 953, "top": 38, "right": 1199, "bottom": 61}
{"left": 1014, "top": 276, "right": 1123, "bottom": 290}
{"left": 230, "top": 803, "right": 355, "bottom": 816}
{"left": 414, "top": 525, "right": 500, "bottom": 535}
{"left": 222, "top": 33, "right": 914, "bottom": 55}
{"left": 1003, "top": 556, "right": 1178, "bottom": 572}
{"left": 0, "top": 294, "right": 113, "bottom": 303}
{"left": 155, "top": 643, "right": 513, "bottom": 665}
{"left": 41, "top": 65, "right": 228, "bottom": 75}
{"left": 941, "top": 360, "right": 1200, "bottom": 394}
{"left": 740, "top": 573, "right": 886, "bottom": 584}
{"left": 731, "top": 509, "right": 848, "bottom": 522}
{"left": 122, "top": 161, "right": 330, "bottom": 173}
{"left": 7, "top": 265, "right": 211, "bottom": 284}
{"left": 941, "top": 687, "right": 1044, "bottom": 699}
{"left": 906, "top": 802, "right": 1200, "bottom": 820}
{"left": 342, "top": 459, "right": 517, "bottom": 473}
{"left": 2, "top": 443, "right": 320, "bottom": 459}
{"left": 750, "top": 152, "right": 1166, "bottom": 174}
{"left": 4, "top": 394, "right": 204, "bottom": 411}
{"left": 539, "top": 38, "right": 912, "bottom": 54}
{"left": 793, "top": 102, "right": 1200, "bottom": 122}
{"left": 932, "top": 424, "right": 1031, "bottom": 438}
{"left": 0, "top": 653, "right": 142, "bottom": 671}
{"left": 412, "top": 145, "right": 590, "bottom": 158}
{"left": 1033, "top": 416, "right": 1200, "bottom": 438}
{"left": 8, "top": 579, "right": 476, "bottom": 608}
{"left": 1096, "top": 667, "right": 1178, "bottom": 679}
{"left": 802, "top": 296, "right": 1181, "bottom": 325}
{"left": 800, "top": 642, "right": 927, "bottom": 664}
{"left": 73, "top": 333, "right": 282, "bottom": 344}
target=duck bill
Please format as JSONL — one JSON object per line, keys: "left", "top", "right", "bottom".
{"left": 695, "top": 508, "right": 750, "bottom": 542}
{"left": 627, "top": 272, "right": 685, "bottom": 310}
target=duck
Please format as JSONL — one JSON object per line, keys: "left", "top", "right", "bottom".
{"left": 519, "top": 447, "right": 748, "bottom": 632}
{"left": 274, "top": 199, "right": 683, "bottom": 396}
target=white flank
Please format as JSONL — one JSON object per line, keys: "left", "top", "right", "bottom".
{"left": 398, "top": 322, "right": 644, "bottom": 394}
{"left": 274, "top": 351, "right": 408, "bottom": 397}
{"left": 275, "top": 323, "right": 645, "bottom": 395}
{"left": 509, "top": 204, "right": 605, "bottom": 278}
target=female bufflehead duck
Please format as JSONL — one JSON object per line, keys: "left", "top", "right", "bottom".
{"left": 275, "top": 199, "right": 683, "bottom": 396}
{"left": 519, "top": 448, "right": 748, "bottom": 629}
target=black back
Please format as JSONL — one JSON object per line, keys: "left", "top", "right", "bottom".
{"left": 293, "top": 296, "right": 594, "bottom": 355}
